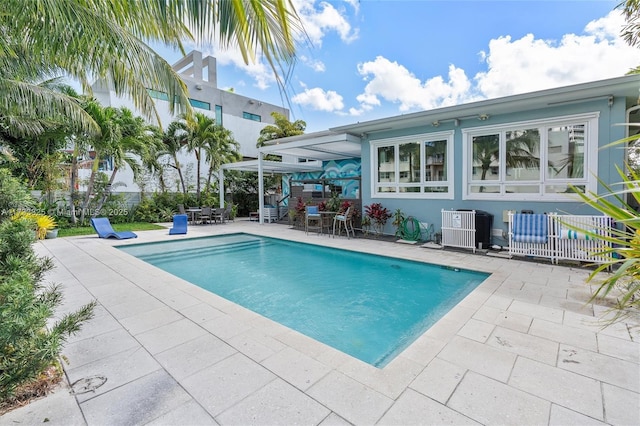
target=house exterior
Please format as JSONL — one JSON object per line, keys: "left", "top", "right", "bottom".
{"left": 255, "top": 74, "right": 640, "bottom": 244}
{"left": 85, "top": 50, "right": 289, "bottom": 195}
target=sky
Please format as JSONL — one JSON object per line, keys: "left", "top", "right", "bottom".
{"left": 157, "top": 0, "right": 640, "bottom": 133}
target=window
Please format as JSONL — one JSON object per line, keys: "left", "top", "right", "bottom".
{"left": 147, "top": 89, "right": 211, "bottom": 111}
{"left": 243, "top": 112, "right": 261, "bottom": 122}
{"left": 215, "top": 105, "right": 223, "bottom": 125}
{"left": 189, "top": 99, "right": 210, "bottom": 110}
{"left": 463, "top": 113, "right": 598, "bottom": 201}
{"left": 371, "top": 131, "right": 454, "bottom": 199}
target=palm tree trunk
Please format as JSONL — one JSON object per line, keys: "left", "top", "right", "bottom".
{"left": 195, "top": 148, "right": 201, "bottom": 202}
{"left": 172, "top": 154, "right": 187, "bottom": 195}
{"left": 69, "top": 145, "right": 78, "bottom": 224}
{"left": 93, "top": 166, "right": 118, "bottom": 217}
{"left": 79, "top": 157, "right": 100, "bottom": 224}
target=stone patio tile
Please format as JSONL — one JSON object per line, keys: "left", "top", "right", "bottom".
{"left": 107, "top": 295, "right": 166, "bottom": 320}
{"left": 119, "top": 306, "right": 185, "bottom": 335}
{"left": 378, "top": 388, "right": 479, "bottom": 425}
{"left": 146, "top": 400, "right": 217, "bottom": 425}
{"left": 495, "top": 284, "right": 543, "bottom": 304}
{"left": 472, "top": 305, "right": 533, "bottom": 333}
{"left": 180, "top": 353, "right": 276, "bottom": 417}
{"left": 508, "top": 300, "right": 564, "bottom": 323}
{"left": 216, "top": 379, "right": 330, "bottom": 425}
{"left": 484, "top": 294, "right": 514, "bottom": 310}
{"left": 226, "top": 330, "right": 282, "bottom": 363}
{"left": 549, "top": 404, "right": 606, "bottom": 425}
{"left": 422, "top": 318, "right": 465, "bottom": 342}
{"left": 563, "top": 311, "right": 632, "bottom": 341}
{"left": 179, "top": 302, "right": 226, "bottom": 323}
{"left": 525, "top": 282, "right": 567, "bottom": 298}
{"left": 457, "top": 318, "right": 495, "bottom": 343}
{"left": 409, "top": 357, "right": 466, "bottom": 404}
{"left": 602, "top": 383, "right": 640, "bottom": 426}
{"left": 261, "top": 347, "right": 331, "bottom": 391}
{"left": 539, "top": 294, "right": 594, "bottom": 316}
{"left": 399, "top": 334, "right": 447, "bottom": 366}
{"left": 558, "top": 344, "right": 639, "bottom": 392}
{"left": 145, "top": 284, "right": 202, "bottom": 310}
{"left": 135, "top": 318, "right": 207, "bottom": 355}
{"left": 200, "top": 313, "right": 253, "bottom": 340}
{"left": 318, "top": 413, "right": 351, "bottom": 425}
{"left": 0, "top": 382, "right": 84, "bottom": 426}
{"left": 66, "top": 305, "right": 122, "bottom": 344}
{"left": 337, "top": 355, "right": 423, "bottom": 399}
{"left": 306, "top": 370, "right": 394, "bottom": 425}
{"left": 65, "top": 346, "right": 161, "bottom": 403}
{"left": 529, "top": 318, "right": 598, "bottom": 352}
{"left": 448, "top": 371, "right": 550, "bottom": 425}
{"left": 63, "top": 328, "right": 140, "bottom": 369}
{"left": 487, "top": 326, "right": 559, "bottom": 365}
{"left": 437, "top": 336, "right": 517, "bottom": 382}
{"left": 509, "top": 357, "right": 603, "bottom": 420}
{"left": 154, "top": 334, "right": 236, "bottom": 381}
{"left": 80, "top": 369, "right": 193, "bottom": 426}
{"left": 597, "top": 333, "right": 640, "bottom": 363}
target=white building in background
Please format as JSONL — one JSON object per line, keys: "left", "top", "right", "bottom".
{"left": 81, "top": 50, "right": 289, "bottom": 195}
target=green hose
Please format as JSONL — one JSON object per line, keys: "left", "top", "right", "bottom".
{"left": 401, "top": 217, "right": 422, "bottom": 241}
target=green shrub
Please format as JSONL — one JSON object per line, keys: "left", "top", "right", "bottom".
{"left": 0, "top": 169, "right": 34, "bottom": 222}
{"left": 0, "top": 217, "right": 95, "bottom": 401}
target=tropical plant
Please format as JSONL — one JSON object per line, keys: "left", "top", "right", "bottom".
{"left": 325, "top": 193, "right": 342, "bottom": 212}
{"left": 11, "top": 211, "right": 57, "bottom": 240}
{"left": 392, "top": 208, "right": 406, "bottom": 238}
{"left": 364, "top": 203, "right": 392, "bottom": 236}
{"left": 1, "top": 0, "right": 302, "bottom": 139}
{"left": 571, "top": 164, "right": 640, "bottom": 321}
{"left": 0, "top": 169, "right": 34, "bottom": 222}
{"left": 203, "top": 125, "right": 241, "bottom": 194}
{"left": 0, "top": 195, "right": 95, "bottom": 403}
{"left": 256, "top": 112, "right": 306, "bottom": 148}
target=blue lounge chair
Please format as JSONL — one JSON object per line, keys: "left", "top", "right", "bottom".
{"left": 169, "top": 214, "right": 188, "bottom": 235}
{"left": 90, "top": 217, "right": 137, "bottom": 240}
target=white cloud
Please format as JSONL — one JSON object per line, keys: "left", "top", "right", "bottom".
{"left": 352, "top": 10, "right": 640, "bottom": 114}
{"left": 356, "top": 57, "right": 476, "bottom": 112}
{"left": 475, "top": 11, "right": 640, "bottom": 98}
{"left": 300, "top": 55, "right": 326, "bottom": 72}
{"left": 292, "top": 84, "right": 344, "bottom": 111}
{"left": 293, "top": 0, "right": 359, "bottom": 47}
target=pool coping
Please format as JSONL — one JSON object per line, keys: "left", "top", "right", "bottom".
{"left": 7, "top": 220, "right": 639, "bottom": 425}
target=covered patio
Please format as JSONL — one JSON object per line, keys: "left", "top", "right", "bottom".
{"left": 219, "top": 131, "right": 362, "bottom": 224}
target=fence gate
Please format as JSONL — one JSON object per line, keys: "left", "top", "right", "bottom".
{"left": 441, "top": 209, "right": 476, "bottom": 252}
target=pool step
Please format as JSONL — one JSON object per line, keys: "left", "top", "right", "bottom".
{"left": 138, "top": 239, "right": 273, "bottom": 263}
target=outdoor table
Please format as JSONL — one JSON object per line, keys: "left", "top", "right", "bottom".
{"left": 319, "top": 211, "right": 337, "bottom": 234}
{"left": 186, "top": 208, "right": 201, "bottom": 224}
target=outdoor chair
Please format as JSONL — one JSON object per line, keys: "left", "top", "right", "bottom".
{"left": 223, "top": 204, "right": 232, "bottom": 222}
{"left": 212, "top": 207, "right": 225, "bottom": 224}
{"left": 305, "top": 205, "right": 322, "bottom": 235}
{"left": 90, "top": 217, "right": 137, "bottom": 240}
{"left": 199, "top": 207, "right": 212, "bottom": 225}
{"left": 332, "top": 206, "right": 354, "bottom": 239}
{"left": 169, "top": 214, "right": 188, "bottom": 235}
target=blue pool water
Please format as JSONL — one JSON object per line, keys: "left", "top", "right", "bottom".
{"left": 119, "top": 233, "right": 489, "bottom": 367}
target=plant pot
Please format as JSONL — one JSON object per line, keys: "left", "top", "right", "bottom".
{"left": 45, "top": 229, "right": 59, "bottom": 239}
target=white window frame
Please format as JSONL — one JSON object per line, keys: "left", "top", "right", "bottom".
{"left": 462, "top": 112, "right": 599, "bottom": 201}
{"left": 370, "top": 131, "right": 454, "bottom": 199}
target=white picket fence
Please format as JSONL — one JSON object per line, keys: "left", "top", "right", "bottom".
{"left": 508, "top": 213, "right": 613, "bottom": 264}
{"left": 441, "top": 209, "right": 477, "bottom": 252}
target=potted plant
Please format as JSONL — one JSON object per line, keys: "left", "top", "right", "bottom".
{"left": 364, "top": 203, "right": 392, "bottom": 237}
{"left": 12, "top": 211, "right": 57, "bottom": 240}
{"left": 326, "top": 193, "right": 341, "bottom": 212}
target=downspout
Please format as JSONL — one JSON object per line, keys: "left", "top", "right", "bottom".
{"left": 258, "top": 152, "right": 264, "bottom": 224}
{"left": 218, "top": 168, "right": 224, "bottom": 209}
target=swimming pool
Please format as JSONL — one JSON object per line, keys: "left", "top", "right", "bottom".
{"left": 119, "top": 233, "right": 489, "bottom": 367}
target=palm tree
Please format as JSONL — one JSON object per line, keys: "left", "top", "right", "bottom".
{"left": 0, "top": 0, "right": 302, "bottom": 136}
{"left": 256, "top": 112, "right": 306, "bottom": 148}
{"left": 203, "top": 125, "right": 241, "bottom": 193}
{"left": 92, "top": 108, "right": 161, "bottom": 215}
{"left": 163, "top": 121, "right": 189, "bottom": 195}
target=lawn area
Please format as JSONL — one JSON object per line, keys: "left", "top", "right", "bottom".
{"left": 58, "top": 222, "right": 165, "bottom": 237}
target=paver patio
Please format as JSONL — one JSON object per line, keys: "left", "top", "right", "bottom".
{"left": 2, "top": 220, "right": 638, "bottom": 425}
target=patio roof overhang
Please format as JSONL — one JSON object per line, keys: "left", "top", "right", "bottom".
{"left": 258, "top": 130, "right": 362, "bottom": 161}
{"left": 221, "top": 159, "right": 323, "bottom": 174}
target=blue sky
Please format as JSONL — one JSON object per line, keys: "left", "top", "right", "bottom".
{"left": 159, "top": 0, "right": 640, "bottom": 132}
